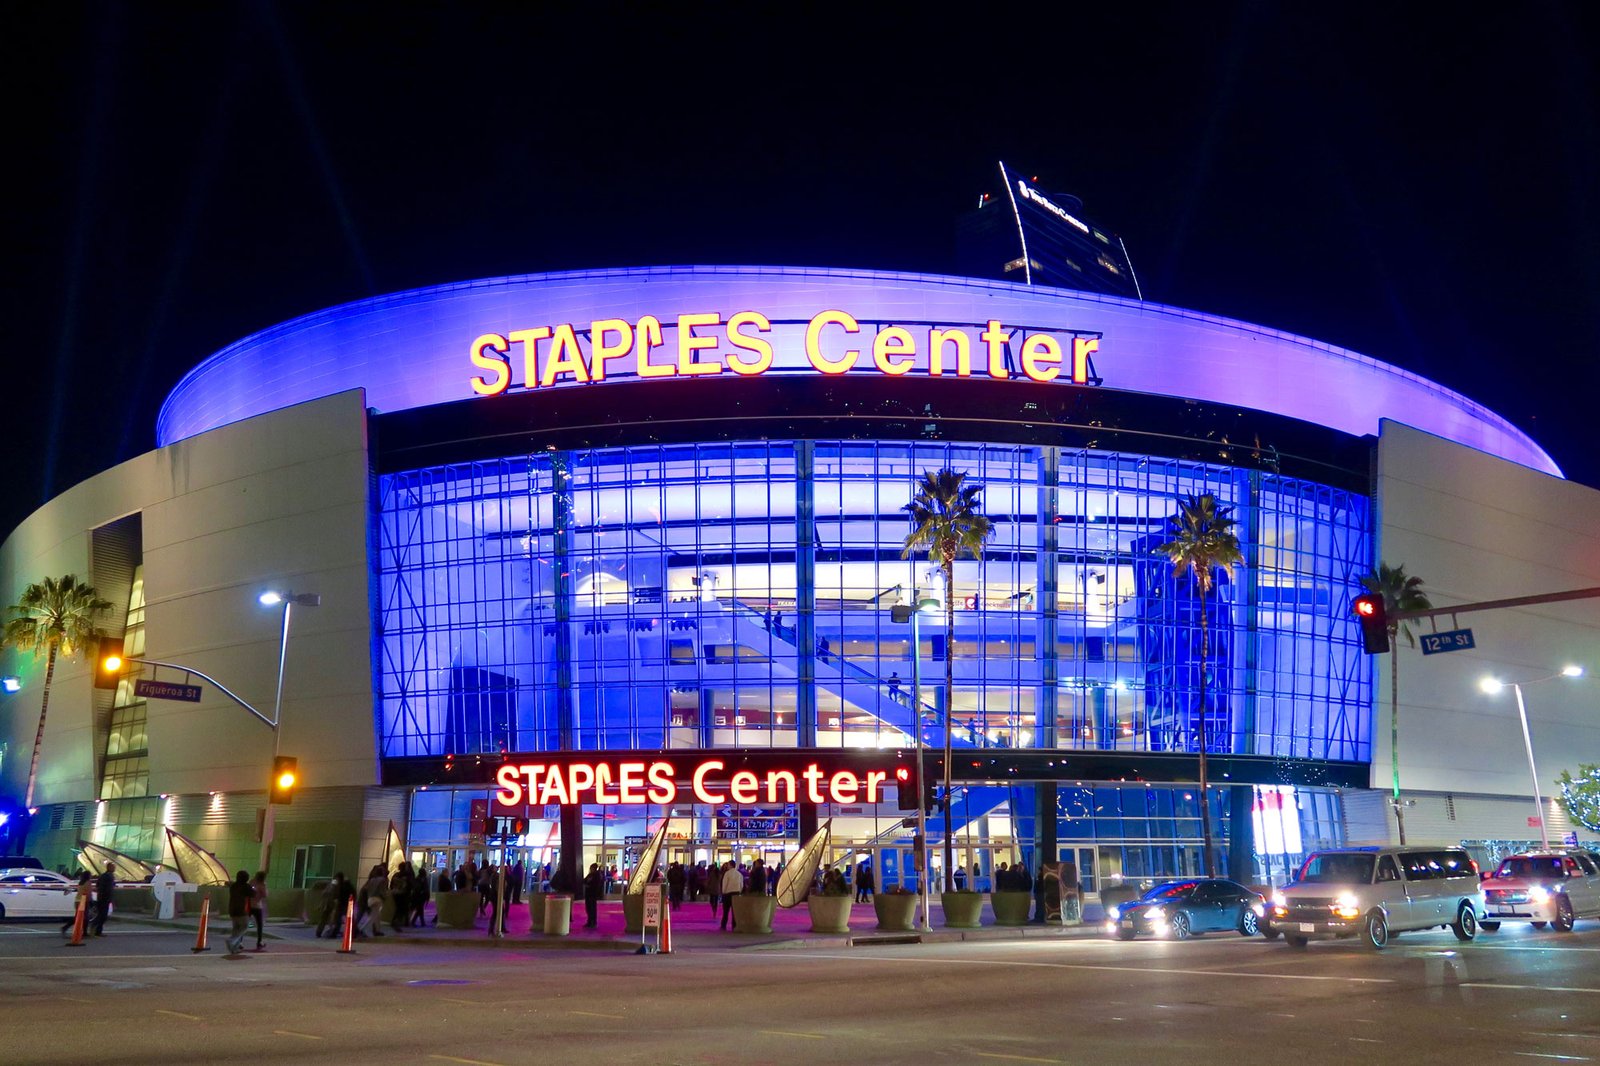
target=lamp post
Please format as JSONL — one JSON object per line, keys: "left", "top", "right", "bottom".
{"left": 256, "top": 589, "right": 320, "bottom": 870}
{"left": 1479, "top": 665, "right": 1582, "bottom": 850}
{"left": 892, "top": 588, "right": 938, "bottom": 931}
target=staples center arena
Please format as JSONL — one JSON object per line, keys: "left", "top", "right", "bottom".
{"left": 7, "top": 242, "right": 1600, "bottom": 895}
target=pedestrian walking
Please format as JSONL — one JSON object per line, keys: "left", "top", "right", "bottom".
{"left": 582, "top": 862, "right": 604, "bottom": 928}
{"left": 249, "top": 870, "right": 268, "bottom": 949}
{"left": 510, "top": 859, "right": 525, "bottom": 906}
{"left": 707, "top": 864, "right": 721, "bottom": 916}
{"left": 855, "top": 861, "right": 875, "bottom": 902}
{"left": 92, "top": 863, "right": 116, "bottom": 936}
{"left": 389, "top": 862, "right": 413, "bottom": 932}
{"left": 359, "top": 864, "right": 389, "bottom": 937}
{"left": 666, "top": 861, "right": 685, "bottom": 910}
{"left": 225, "top": 870, "right": 255, "bottom": 956}
{"left": 718, "top": 860, "right": 743, "bottom": 930}
{"left": 410, "top": 865, "right": 431, "bottom": 927}
{"left": 314, "top": 873, "right": 347, "bottom": 938}
{"left": 61, "top": 872, "right": 92, "bottom": 936}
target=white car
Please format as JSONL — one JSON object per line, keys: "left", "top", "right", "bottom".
{"left": 1482, "top": 851, "right": 1600, "bottom": 932}
{"left": 0, "top": 868, "right": 79, "bottom": 919}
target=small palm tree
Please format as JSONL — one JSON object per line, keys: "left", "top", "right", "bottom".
{"left": 1360, "top": 563, "right": 1430, "bottom": 845}
{"left": 902, "top": 468, "right": 994, "bottom": 892}
{"left": 2, "top": 575, "right": 113, "bottom": 809}
{"left": 1155, "top": 494, "right": 1243, "bottom": 879}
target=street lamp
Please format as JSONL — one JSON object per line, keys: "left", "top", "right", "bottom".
{"left": 891, "top": 588, "right": 939, "bottom": 931}
{"left": 257, "top": 589, "right": 320, "bottom": 869}
{"left": 1479, "top": 665, "right": 1583, "bottom": 850}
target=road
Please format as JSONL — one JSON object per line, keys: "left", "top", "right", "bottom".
{"left": 2, "top": 920, "right": 1598, "bottom": 1065}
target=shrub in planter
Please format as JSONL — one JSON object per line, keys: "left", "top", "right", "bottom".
{"left": 873, "top": 888, "right": 918, "bottom": 931}
{"left": 941, "top": 890, "right": 983, "bottom": 928}
{"left": 990, "top": 890, "right": 1032, "bottom": 926}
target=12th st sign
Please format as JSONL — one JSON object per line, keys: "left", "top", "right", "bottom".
{"left": 134, "top": 678, "right": 204, "bottom": 703}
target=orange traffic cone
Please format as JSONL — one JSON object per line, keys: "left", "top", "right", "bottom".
{"left": 337, "top": 896, "right": 356, "bottom": 954}
{"left": 65, "top": 895, "right": 88, "bottom": 948}
{"left": 191, "top": 895, "right": 211, "bottom": 953}
{"left": 659, "top": 899, "right": 673, "bottom": 954}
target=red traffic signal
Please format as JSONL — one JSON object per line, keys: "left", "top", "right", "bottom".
{"left": 1352, "top": 593, "right": 1390, "bottom": 654}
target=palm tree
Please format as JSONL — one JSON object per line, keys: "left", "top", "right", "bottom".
{"left": 902, "top": 468, "right": 994, "bottom": 893}
{"left": 2, "top": 575, "right": 113, "bottom": 809}
{"left": 1155, "top": 494, "right": 1243, "bottom": 879}
{"left": 1360, "top": 563, "right": 1430, "bottom": 845}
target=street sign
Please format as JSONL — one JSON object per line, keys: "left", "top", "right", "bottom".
{"left": 643, "top": 884, "right": 662, "bottom": 931}
{"left": 134, "top": 678, "right": 203, "bottom": 703}
{"left": 1419, "top": 629, "right": 1475, "bottom": 655}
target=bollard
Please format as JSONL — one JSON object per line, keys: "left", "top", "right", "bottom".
{"left": 337, "top": 895, "right": 356, "bottom": 954}
{"left": 190, "top": 895, "right": 211, "bottom": 953}
{"left": 65, "top": 895, "right": 88, "bottom": 948}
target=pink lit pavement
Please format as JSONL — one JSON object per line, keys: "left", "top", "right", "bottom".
{"left": 144, "top": 895, "right": 1104, "bottom": 952}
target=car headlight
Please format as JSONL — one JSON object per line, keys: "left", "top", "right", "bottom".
{"left": 1529, "top": 885, "right": 1552, "bottom": 904}
{"left": 1271, "top": 890, "right": 1286, "bottom": 907}
{"left": 1251, "top": 901, "right": 1265, "bottom": 917}
{"left": 1332, "top": 893, "right": 1361, "bottom": 920}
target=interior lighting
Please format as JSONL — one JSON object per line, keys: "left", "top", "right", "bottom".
{"left": 0, "top": 676, "right": 20, "bottom": 693}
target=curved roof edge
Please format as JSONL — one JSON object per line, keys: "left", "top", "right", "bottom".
{"left": 154, "top": 265, "right": 1560, "bottom": 478}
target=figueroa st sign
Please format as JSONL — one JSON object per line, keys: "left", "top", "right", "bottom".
{"left": 469, "top": 309, "right": 1101, "bottom": 394}
{"left": 494, "top": 757, "right": 893, "bottom": 808}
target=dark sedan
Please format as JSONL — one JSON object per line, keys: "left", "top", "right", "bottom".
{"left": 1105, "top": 878, "right": 1267, "bottom": 940}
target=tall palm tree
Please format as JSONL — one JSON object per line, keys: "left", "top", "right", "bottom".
{"left": 902, "top": 468, "right": 994, "bottom": 893}
{"left": 1155, "top": 494, "right": 1243, "bottom": 879}
{"left": 1360, "top": 563, "right": 1430, "bottom": 845}
{"left": 2, "top": 575, "right": 113, "bottom": 809}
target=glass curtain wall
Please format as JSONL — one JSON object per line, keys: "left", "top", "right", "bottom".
{"left": 378, "top": 440, "right": 1370, "bottom": 763}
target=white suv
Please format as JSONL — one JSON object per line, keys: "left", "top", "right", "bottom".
{"left": 1270, "top": 846, "right": 1486, "bottom": 950}
{"left": 1481, "top": 850, "right": 1600, "bottom": 932}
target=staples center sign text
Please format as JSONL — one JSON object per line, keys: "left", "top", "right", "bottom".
{"left": 468, "top": 309, "right": 1100, "bottom": 394}
{"left": 494, "top": 757, "right": 889, "bottom": 807}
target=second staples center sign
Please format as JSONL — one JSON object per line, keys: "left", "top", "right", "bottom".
{"left": 493, "top": 751, "right": 910, "bottom": 809}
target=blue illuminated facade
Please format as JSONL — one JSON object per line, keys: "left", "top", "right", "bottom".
{"left": 141, "top": 265, "right": 1559, "bottom": 888}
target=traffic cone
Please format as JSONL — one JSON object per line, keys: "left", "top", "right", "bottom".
{"left": 190, "top": 895, "right": 211, "bottom": 953}
{"left": 65, "top": 895, "right": 87, "bottom": 948}
{"left": 659, "top": 899, "right": 673, "bottom": 954}
{"left": 337, "top": 896, "right": 356, "bottom": 954}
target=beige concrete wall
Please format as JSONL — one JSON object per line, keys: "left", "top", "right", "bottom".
{"left": 0, "top": 390, "right": 376, "bottom": 807}
{"left": 1375, "top": 420, "right": 1600, "bottom": 816}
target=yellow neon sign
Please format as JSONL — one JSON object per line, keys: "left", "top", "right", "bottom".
{"left": 468, "top": 311, "right": 1100, "bottom": 395}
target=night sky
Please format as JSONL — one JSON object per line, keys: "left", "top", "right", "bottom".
{"left": 6, "top": 4, "right": 1598, "bottom": 541}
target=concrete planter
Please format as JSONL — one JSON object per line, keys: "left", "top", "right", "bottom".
{"left": 542, "top": 895, "right": 572, "bottom": 936}
{"left": 732, "top": 893, "right": 776, "bottom": 934}
{"left": 266, "top": 888, "right": 305, "bottom": 920}
{"left": 990, "top": 890, "right": 1032, "bottom": 926}
{"left": 873, "top": 892, "right": 917, "bottom": 931}
{"left": 806, "top": 893, "right": 853, "bottom": 933}
{"left": 624, "top": 892, "right": 645, "bottom": 934}
{"left": 941, "top": 890, "right": 984, "bottom": 928}
{"left": 524, "top": 891, "right": 545, "bottom": 921}
{"left": 435, "top": 890, "right": 479, "bottom": 929}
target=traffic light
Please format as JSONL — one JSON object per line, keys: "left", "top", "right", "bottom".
{"left": 94, "top": 637, "right": 124, "bottom": 690}
{"left": 1352, "top": 593, "right": 1390, "bottom": 654}
{"left": 269, "top": 755, "right": 299, "bottom": 804}
{"left": 509, "top": 816, "right": 528, "bottom": 837}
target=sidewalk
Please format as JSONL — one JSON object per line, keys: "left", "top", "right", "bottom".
{"left": 129, "top": 895, "right": 1108, "bottom": 953}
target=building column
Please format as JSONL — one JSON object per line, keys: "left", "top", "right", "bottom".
{"left": 795, "top": 440, "right": 817, "bottom": 747}
{"left": 551, "top": 451, "right": 577, "bottom": 751}
{"left": 1228, "top": 784, "right": 1256, "bottom": 884}
{"left": 558, "top": 802, "right": 584, "bottom": 892}
{"left": 1035, "top": 447, "right": 1059, "bottom": 749}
